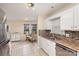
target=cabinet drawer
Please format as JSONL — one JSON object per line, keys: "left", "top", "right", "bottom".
{"left": 46, "top": 45, "right": 56, "bottom": 56}
{"left": 46, "top": 39, "right": 56, "bottom": 47}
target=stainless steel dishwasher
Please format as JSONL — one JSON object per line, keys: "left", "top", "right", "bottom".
{"left": 56, "top": 43, "right": 77, "bottom": 56}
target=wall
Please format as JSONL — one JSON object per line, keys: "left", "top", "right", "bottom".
{"left": 6, "top": 20, "right": 37, "bottom": 40}
{"left": 37, "top": 16, "right": 46, "bottom": 30}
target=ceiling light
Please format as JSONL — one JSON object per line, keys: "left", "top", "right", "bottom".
{"left": 26, "top": 3, "right": 34, "bottom": 8}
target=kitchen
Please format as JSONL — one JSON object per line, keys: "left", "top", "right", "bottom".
{"left": 38, "top": 3, "right": 79, "bottom": 56}
{"left": 0, "top": 3, "right": 79, "bottom": 56}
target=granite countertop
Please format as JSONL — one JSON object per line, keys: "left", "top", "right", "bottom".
{"left": 40, "top": 34, "right": 79, "bottom": 52}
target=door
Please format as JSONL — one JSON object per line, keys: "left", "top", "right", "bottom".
{"left": 60, "top": 8, "right": 74, "bottom": 30}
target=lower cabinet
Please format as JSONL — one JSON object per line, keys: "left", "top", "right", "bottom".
{"left": 38, "top": 36, "right": 77, "bottom": 56}
{"left": 38, "top": 36, "right": 56, "bottom": 56}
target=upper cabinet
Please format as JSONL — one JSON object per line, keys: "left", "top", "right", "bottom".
{"left": 60, "top": 5, "right": 79, "bottom": 31}
{"left": 74, "top": 5, "right": 79, "bottom": 30}
{"left": 60, "top": 8, "right": 74, "bottom": 30}
{"left": 44, "top": 5, "right": 79, "bottom": 31}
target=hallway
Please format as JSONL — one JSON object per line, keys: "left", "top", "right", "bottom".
{"left": 9, "top": 41, "right": 48, "bottom": 56}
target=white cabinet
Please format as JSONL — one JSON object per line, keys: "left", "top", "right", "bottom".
{"left": 61, "top": 5, "right": 79, "bottom": 31}
{"left": 74, "top": 5, "right": 79, "bottom": 30}
{"left": 38, "top": 36, "right": 56, "bottom": 56}
{"left": 45, "top": 39, "right": 56, "bottom": 56}
{"left": 60, "top": 8, "right": 74, "bottom": 30}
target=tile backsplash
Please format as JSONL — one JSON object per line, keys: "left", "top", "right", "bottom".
{"left": 65, "top": 31, "right": 79, "bottom": 40}
{"left": 39, "top": 30, "right": 79, "bottom": 40}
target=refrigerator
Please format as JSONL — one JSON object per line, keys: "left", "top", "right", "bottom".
{"left": 0, "top": 9, "right": 10, "bottom": 56}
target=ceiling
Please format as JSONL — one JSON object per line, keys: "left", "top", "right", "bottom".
{"left": 0, "top": 3, "right": 71, "bottom": 20}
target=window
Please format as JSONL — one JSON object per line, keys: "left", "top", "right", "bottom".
{"left": 24, "top": 24, "right": 29, "bottom": 34}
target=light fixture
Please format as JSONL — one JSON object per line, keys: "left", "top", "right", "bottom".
{"left": 26, "top": 3, "right": 34, "bottom": 8}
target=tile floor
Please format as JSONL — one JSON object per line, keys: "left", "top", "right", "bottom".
{"left": 9, "top": 40, "right": 48, "bottom": 56}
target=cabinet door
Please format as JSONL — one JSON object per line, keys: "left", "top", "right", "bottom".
{"left": 42, "top": 38, "right": 56, "bottom": 56}
{"left": 38, "top": 36, "right": 56, "bottom": 56}
{"left": 46, "top": 40, "right": 56, "bottom": 56}
{"left": 38, "top": 36, "right": 43, "bottom": 47}
{"left": 74, "top": 5, "right": 79, "bottom": 30}
{"left": 60, "top": 8, "right": 74, "bottom": 30}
